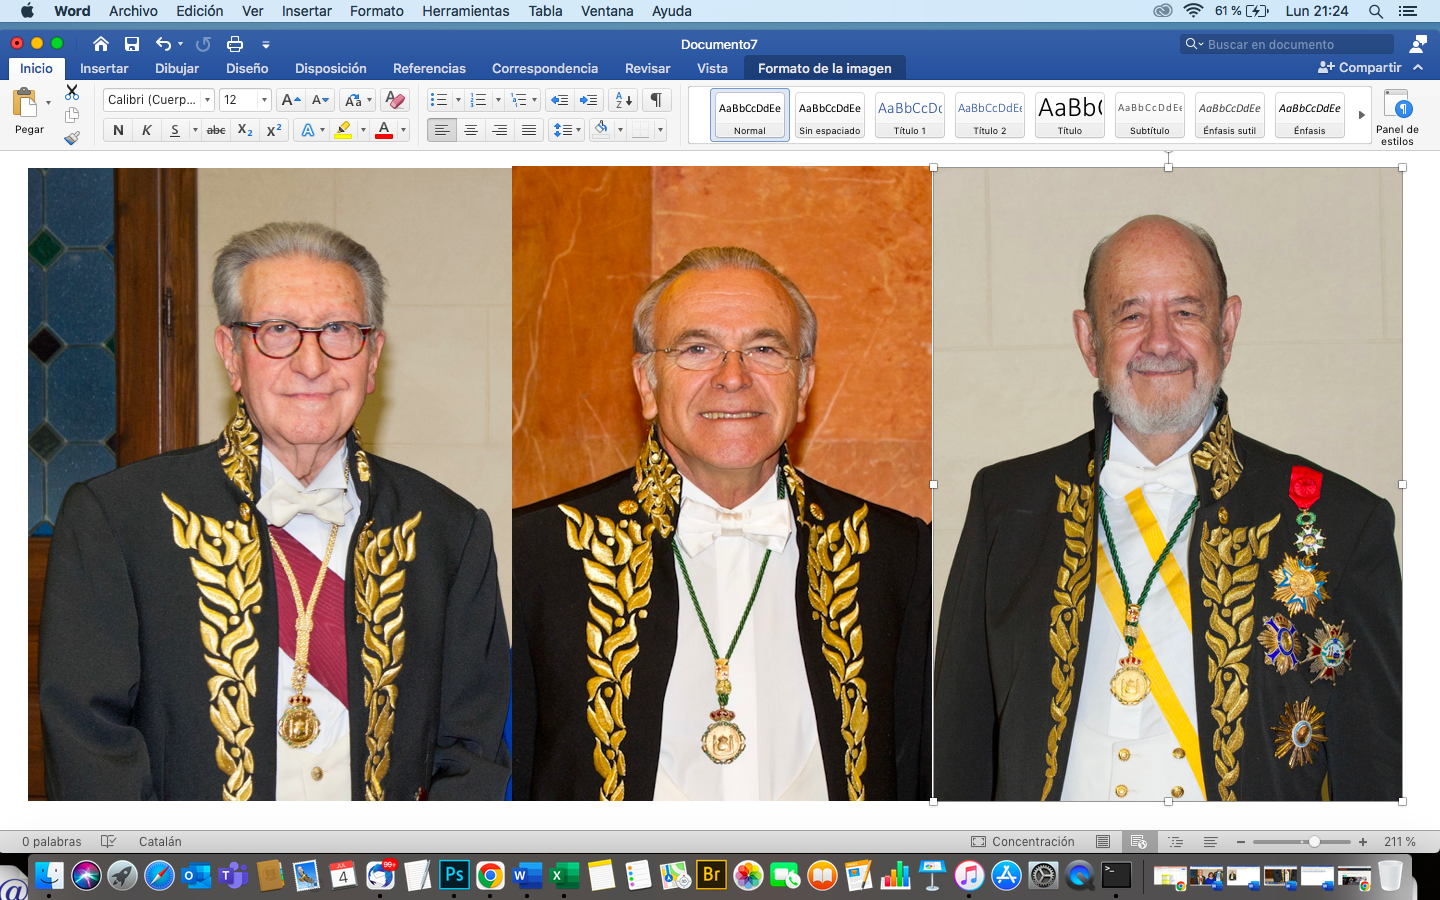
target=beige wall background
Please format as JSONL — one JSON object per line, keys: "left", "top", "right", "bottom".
{"left": 934, "top": 167, "right": 1402, "bottom": 617}
{"left": 197, "top": 169, "right": 513, "bottom": 620}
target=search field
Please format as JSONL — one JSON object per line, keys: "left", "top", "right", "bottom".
{"left": 1180, "top": 33, "right": 1396, "bottom": 53}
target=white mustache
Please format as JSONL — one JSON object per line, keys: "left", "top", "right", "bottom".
{"left": 1128, "top": 355, "right": 1195, "bottom": 375}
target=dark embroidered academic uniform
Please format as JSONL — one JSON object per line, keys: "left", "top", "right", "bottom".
{"left": 40, "top": 404, "right": 511, "bottom": 800}
{"left": 935, "top": 392, "right": 1401, "bottom": 801}
{"left": 512, "top": 432, "right": 931, "bottom": 800}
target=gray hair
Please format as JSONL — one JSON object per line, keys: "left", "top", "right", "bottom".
{"left": 633, "top": 246, "right": 817, "bottom": 384}
{"left": 213, "top": 222, "right": 387, "bottom": 331}
{"left": 1082, "top": 216, "right": 1228, "bottom": 320}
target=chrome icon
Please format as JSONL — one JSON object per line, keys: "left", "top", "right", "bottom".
{"left": 1065, "top": 861, "right": 1095, "bottom": 891}
{"left": 72, "top": 862, "right": 102, "bottom": 891}
{"left": 476, "top": 862, "right": 505, "bottom": 890}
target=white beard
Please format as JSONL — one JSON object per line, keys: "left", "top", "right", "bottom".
{"left": 1100, "top": 355, "right": 1222, "bottom": 436}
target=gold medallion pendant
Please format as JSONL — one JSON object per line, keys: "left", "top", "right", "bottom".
{"left": 701, "top": 710, "right": 746, "bottom": 764}
{"left": 278, "top": 694, "right": 321, "bottom": 748}
{"left": 1110, "top": 654, "right": 1151, "bottom": 706}
{"left": 266, "top": 463, "right": 347, "bottom": 756}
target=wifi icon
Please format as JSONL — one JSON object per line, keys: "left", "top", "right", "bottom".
{"left": 1184, "top": 2, "right": 1204, "bottom": 14}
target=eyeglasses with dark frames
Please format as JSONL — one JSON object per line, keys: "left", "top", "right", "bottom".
{"left": 230, "top": 319, "right": 374, "bottom": 360}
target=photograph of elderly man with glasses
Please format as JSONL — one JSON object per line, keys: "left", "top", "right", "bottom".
{"left": 512, "top": 247, "right": 930, "bottom": 801}
{"left": 39, "top": 222, "right": 510, "bottom": 801}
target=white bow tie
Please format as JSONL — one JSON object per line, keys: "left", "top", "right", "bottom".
{"left": 1100, "top": 453, "right": 1197, "bottom": 500}
{"left": 257, "top": 478, "right": 352, "bottom": 528}
{"left": 675, "top": 496, "right": 793, "bottom": 556}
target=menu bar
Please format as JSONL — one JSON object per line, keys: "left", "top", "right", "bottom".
{"left": 7, "top": 1, "right": 1433, "bottom": 24}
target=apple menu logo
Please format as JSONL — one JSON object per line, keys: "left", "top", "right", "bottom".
{"left": 21, "top": 3, "right": 34, "bottom": 16}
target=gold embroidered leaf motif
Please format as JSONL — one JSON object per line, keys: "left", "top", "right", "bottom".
{"left": 1192, "top": 413, "right": 1243, "bottom": 500}
{"left": 354, "top": 511, "right": 421, "bottom": 801}
{"left": 569, "top": 438, "right": 684, "bottom": 803}
{"left": 1042, "top": 473, "right": 1094, "bottom": 800}
{"left": 165, "top": 491, "right": 262, "bottom": 801}
{"left": 590, "top": 582, "right": 626, "bottom": 616}
{"left": 1201, "top": 513, "right": 1281, "bottom": 799}
{"left": 633, "top": 428, "right": 682, "bottom": 539}
{"left": 584, "top": 558, "right": 618, "bottom": 588}
{"left": 789, "top": 462, "right": 871, "bottom": 800}
{"left": 588, "top": 601, "right": 614, "bottom": 636}
{"left": 218, "top": 400, "right": 261, "bottom": 501}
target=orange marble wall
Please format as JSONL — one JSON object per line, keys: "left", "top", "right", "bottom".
{"left": 513, "top": 166, "right": 932, "bottom": 521}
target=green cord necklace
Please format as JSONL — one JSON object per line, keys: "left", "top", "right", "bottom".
{"left": 671, "top": 474, "right": 786, "bottom": 764}
{"left": 1097, "top": 425, "right": 1200, "bottom": 706}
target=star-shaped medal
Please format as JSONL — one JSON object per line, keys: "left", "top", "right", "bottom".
{"left": 1294, "top": 525, "right": 1326, "bottom": 558}
{"left": 1304, "top": 619, "right": 1354, "bottom": 684}
{"left": 1273, "top": 696, "right": 1328, "bottom": 769}
{"left": 1258, "top": 613, "right": 1303, "bottom": 675}
{"left": 1271, "top": 554, "right": 1330, "bottom": 617}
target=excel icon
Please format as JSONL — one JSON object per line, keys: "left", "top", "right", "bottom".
{"left": 550, "top": 863, "right": 580, "bottom": 890}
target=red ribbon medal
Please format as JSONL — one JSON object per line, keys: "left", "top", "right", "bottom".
{"left": 1287, "top": 465, "right": 1326, "bottom": 560}
{"left": 1289, "top": 466, "right": 1323, "bottom": 510}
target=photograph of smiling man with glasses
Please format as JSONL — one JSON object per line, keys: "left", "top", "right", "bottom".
{"left": 510, "top": 166, "right": 932, "bottom": 802}
{"left": 39, "top": 219, "right": 511, "bottom": 801}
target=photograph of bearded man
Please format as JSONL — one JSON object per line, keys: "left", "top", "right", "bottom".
{"left": 934, "top": 214, "right": 1400, "bottom": 802}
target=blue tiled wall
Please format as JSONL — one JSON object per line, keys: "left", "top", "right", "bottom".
{"left": 29, "top": 169, "right": 116, "bottom": 536}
